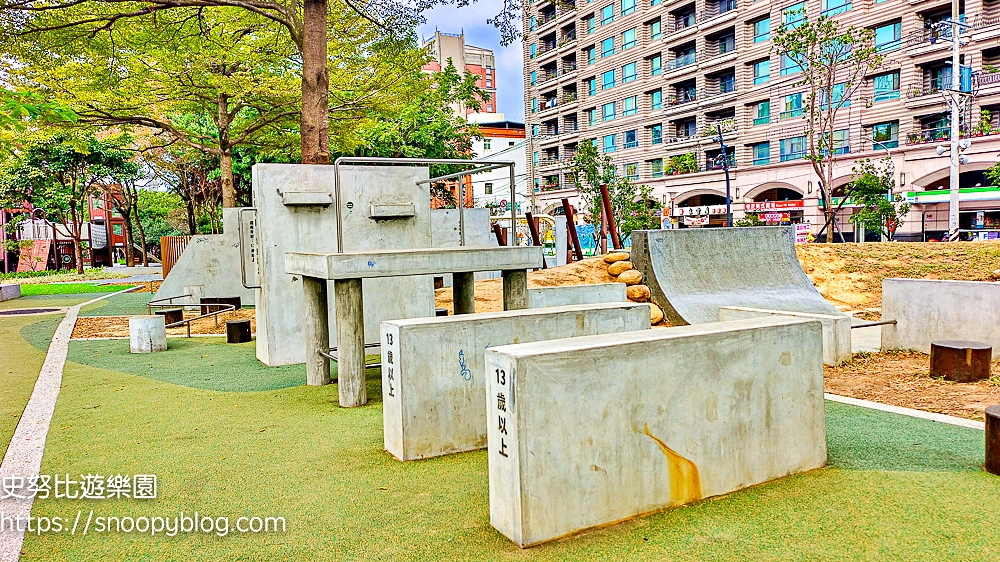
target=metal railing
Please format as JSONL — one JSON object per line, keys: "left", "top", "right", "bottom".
{"left": 668, "top": 53, "right": 697, "bottom": 69}
{"left": 906, "top": 79, "right": 946, "bottom": 98}
{"left": 146, "top": 294, "right": 238, "bottom": 338}
{"left": 905, "top": 126, "right": 950, "bottom": 144}
{"left": 668, "top": 92, "right": 697, "bottom": 106}
{"left": 902, "top": 27, "right": 953, "bottom": 49}
{"left": 671, "top": 15, "right": 697, "bottom": 31}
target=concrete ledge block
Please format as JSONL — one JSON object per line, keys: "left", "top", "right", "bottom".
{"left": 718, "top": 306, "right": 851, "bottom": 365}
{"left": 0, "top": 283, "right": 21, "bottom": 302}
{"left": 528, "top": 283, "right": 627, "bottom": 308}
{"left": 380, "top": 302, "right": 651, "bottom": 461}
{"left": 485, "top": 316, "right": 827, "bottom": 547}
{"left": 129, "top": 315, "right": 167, "bottom": 353}
{"left": 882, "top": 278, "right": 1000, "bottom": 359}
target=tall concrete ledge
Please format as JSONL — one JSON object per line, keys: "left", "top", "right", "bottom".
{"left": 485, "top": 316, "right": 827, "bottom": 547}
{"left": 718, "top": 306, "right": 851, "bottom": 365}
{"left": 381, "top": 302, "right": 651, "bottom": 461}
{"left": 631, "top": 227, "right": 844, "bottom": 325}
{"left": 528, "top": 283, "right": 627, "bottom": 308}
{"left": 882, "top": 278, "right": 1000, "bottom": 359}
{"left": 0, "top": 284, "right": 20, "bottom": 302}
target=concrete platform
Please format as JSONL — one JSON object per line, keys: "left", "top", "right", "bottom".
{"left": 528, "top": 283, "right": 627, "bottom": 308}
{"left": 485, "top": 316, "right": 827, "bottom": 547}
{"left": 631, "top": 227, "right": 845, "bottom": 325}
{"left": 0, "top": 284, "right": 20, "bottom": 302}
{"left": 380, "top": 302, "right": 651, "bottom": 461}
{"left": 718, "top": 306, "right": 851, "bottom": 365}
{"left": 285, "top": 246, "right": 542, "bottom": 279}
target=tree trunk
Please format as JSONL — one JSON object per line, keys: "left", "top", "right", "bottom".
{"left": 217, "top": 94, "right": 237, "bottom": 207}
{"left": 120, "top": 208, "right": 136, "bottom": 267}
{"left": 133, "top": 199, "right": 149, "bottom": 267}
{"left": 300, "top": 0, "right": 330, "bottom": 165}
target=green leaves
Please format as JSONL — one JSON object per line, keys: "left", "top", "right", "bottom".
{"left": 846, "top": 158, "right": 910, "bottom": 240}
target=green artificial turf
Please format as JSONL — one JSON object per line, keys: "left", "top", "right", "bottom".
{"left": 19, "top": 282, "right": 136, "bottom": 296}
{"left": 16, "top": 326, "right": 1000, "bottom": 561}
{"left": 0, "top": 315, "right": 60, "bottom": 459}
{"left": 79, "top": 292, "right": 152, "bottom": 317}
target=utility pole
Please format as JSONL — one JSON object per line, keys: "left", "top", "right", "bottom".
{"left": 713, "top": 121, "right": 733, "bottom": 227}
{"left": 948, "top": 0, "right": 961, "bottom": 239}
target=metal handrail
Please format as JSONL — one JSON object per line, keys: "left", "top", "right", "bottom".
{"left": 851, "top": 319, "right": 896, "bottom": 328}
{"left": 319, "top": 342, "right": 382, "bottom": 369}
{"left": 146, "top": 294, "right": 238, "bottom": 337}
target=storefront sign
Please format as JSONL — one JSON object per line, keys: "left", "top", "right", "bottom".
{"left": 905, "top": 187, "right": 1000, "bottom": 205}
{"left": 795, "top": 223, "right": 812, "bottom": 243}
{"left": 672, "top": 204, "right": 728, "bottom": 217}
{"left": 744, "top": 200, "right": 805, "bottom": 212}
{"left": 683, "top": 215, "right": 710, "bottom": 226}
{"left": 762, "top": 212, "right": 790, "bottom": 223}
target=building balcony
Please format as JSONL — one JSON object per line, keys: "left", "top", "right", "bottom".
{"left": 700, "top": 88, "right": 737, "bottom": 107}
{"left": 904, "top": 81, "right": 948, "bottom": 109}
{"left": 905, "top": 126, "right": 950, "bottom": 145}
{"left": 903, "top": 27, "right": 952, "bottom": 52}
{"left": 975, "top": 71, "right": 1000, "bottom": 97}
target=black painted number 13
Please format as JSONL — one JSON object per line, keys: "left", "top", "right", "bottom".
{"left": 495, "top": 369, "right": 505, "bottom": 385}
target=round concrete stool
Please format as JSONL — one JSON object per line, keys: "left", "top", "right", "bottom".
{"left": 226, "top": 319, "right": 252, "bottom": 344}
{"left": 988, "top": 406, "right": 1000, "bottom": 476}
{"left": 130, "top": 315, "right": 167, "bottom": 353}
{"left": 929, "top": 341, "right": 992, "bottom": 382}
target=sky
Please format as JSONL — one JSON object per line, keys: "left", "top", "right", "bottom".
{"left": 417, "top": 0, "right": 526, "bottom": 121}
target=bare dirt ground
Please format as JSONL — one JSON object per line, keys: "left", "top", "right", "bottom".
{"left": 72, "top": 308, "right": 255, "bottom": 338}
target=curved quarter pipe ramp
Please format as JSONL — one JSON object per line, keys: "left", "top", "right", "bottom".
{"left": 631, "top": 227, "right": 844, "bottom": 325}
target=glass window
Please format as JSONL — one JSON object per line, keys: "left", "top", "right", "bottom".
{"left": 719, "top": 0, "right": 737, "bottom": 13}
{"left": 602, "top": 69, "right": 616, "bottom": 89}
{"left": 485, "top": 182, "right": 493, "bottom": 194}
{"left": 587, "top": 77, "right": 597, "bottom": 96}
{"left": 622, "top": 0, "right": 637, "bottom": 16}
{"left": 603, "top": 134, "right": 617, "bottom": 152}
{"left": 651, "top": 89, "right": 662, "bottom": 110}
{"left": 602, "top": 37, "right": 615, "bottom": 58}
{"left": 650, "top": 0, "right": 660, "bottom": 5}
{"left": 779, "top": 136, "right": 806, "bottom": 161}
{"left": 651, "top": 124, "right": 663, "bottom": 144}
{"left": 650, "top": 55, "right": 662, "bottom": 76}
{"left": 873, "top": 71, "right": 900, "bottom": 102}
{"left": 586, "top": 46, "right": 596, "bottom": 65}
{"left": 622, "top": 62, "right": 637, "bottom": 82}
{"left": 782, "top": 2, "right": 806, "bottom": 28}
{"left": 623, "top": 95, "right": 638, "bottom": 116}
{"left": 753, "top": 59, "right": 771, "bottom": 84}
{"left": 533, "top": 151, "right": 539, "bottom": 166}
{"left": 113, "top": 224, "right": 123, "bottom": 236}
{"left": 622, "top": 28, "right": 637, "bottom": 50}
{"left": 680, "top": 120, "right": 697, "bottom": 137}
{"left": 718, "top": 34, "right": 735, "bottom": 54}
{"left": 601, "top": 4, "right": 614, "bottom": 25}
{"left": 780, "top": 53, "right": 803, "bottom": 76}
{"left": 874, "top": 22, "right": 901, "bottom": 52}
{"left": 587, "top": 107, "right": 598, "bottom": 125}
{"left": 651, "top": 158, "right": 665, "bottom": 177}
{"left": 819, "top": 83, "right": 850, "bottom": 109}
{"left": 753, "top": 142, "right": 771, "bottom": 165}
{"left": 872, "top": 121, "right": 899, "bottom": 149}
{"left": 532, "top": 98, "right": 538, "bottom": 113}
{"left": 530, "top": 70, "right": 537, "bottom": 86}
{"left": 754, "top": 100, "right": 770, "bottom": 125}
{"left": 822, "top": 0, "right": 851, "bottom": 17}
{"left": 781, "top": 93, "right": 803, "bottom": 119}
{"left": 532, "top": 124, "right": 540, "bottom": 135}
{"left": 624, "top": 130, "right": 638, "bottom": 148}
{"left": 530, "top": 43, "right": 537, "bottom": 59}
{"left": 529, "top": 16, "right": 535, "bottom": 31}
{"left": 624, "top": 162, "right": 639, "bottom": 179}
{"left": 586, "top": 15, "right": 596, "bottom": 34}
{"left": 719, "top": 73, "right": 735, "bottom": 93}
{"left": 602, "top": 101, "right": 616, "bottom": 121}
{"left": 753, "top": 18, "right": 770, "bottom": 42}
{"left": 650, "top": 20, "right": 662, "bottom": 40}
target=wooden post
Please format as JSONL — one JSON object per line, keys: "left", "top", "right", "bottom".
{"left": 987, "top": 405, "right": 1000, "bottom": 476}
{"left": 600, "top": 211, "right": 608, "bottom": 254}
{"left": 562, "top": 198, "right": 584, "bottom": 261}
{"left": 334, "top": 277, "right": 367, "bottom": 407}
{"left": 302, "top": 276, "right": 330, "bottom": 386}
{"left": 452, "top": 272, "right": 476, "bottom": 314}
{"left": 501, "top": 269, "right": 529, "bottom": 310}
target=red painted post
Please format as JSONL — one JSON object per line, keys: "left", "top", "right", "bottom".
{"left": 562, "top": 198, "right": 585, "bottom": 261}
{"left": 599, "top": 183, "right": 621, "bottom": 250}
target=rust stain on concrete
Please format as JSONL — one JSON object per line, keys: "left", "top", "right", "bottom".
{"left": 643, "top": 423, "right": 702, "bottom": 506}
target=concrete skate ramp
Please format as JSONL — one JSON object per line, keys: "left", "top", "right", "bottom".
{"left": 631, "top": 227, "right": 844, "bottom": 325}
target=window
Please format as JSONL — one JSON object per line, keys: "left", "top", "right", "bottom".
{"left": 530, "top": 71, "right": 537, "bottom": 86}
{"left": 718, "top": 34, "right": 735, "bottom": 54}
{"left": 586, "top": 46, "right": 596, "bottom": 65}
{"left": 753, "top": 18, "right": 770, "bottom": 42}
{"left": 650, "top": 55, "right": 662, "bottom": 76}
{"left": 680, "top": 120, "right": 697, "bottom": 137}
{"left": 622, "top": 28, "right": 636, "bottom": 50}
{"left": 530, "top": 43, "right": 537, "bottom": 59}
{"left": 651, "top": 158, "right": 665, "bottom": 177}
{"left": 529, "top": 16, "right": 535, "bottom": 31}
{"left": 677, "top": 10, "right": 695, "bottom": 28}
{"left": 872, "top": 121, "right": 899, "bottom": 149}
{"left": 719, "top": 0, "right": 737, "bottom": 13}
{"left": 818, "top": 129, "right": 850, "bottom": 155}
{"left": 601, "top": 37, "right": 615, "bottom": 58}
{"left": 673, "top": 46, "right": 696, "bottom": 68}
{"left": 587, "top": 107, "right": 598, "bottom": 125}
{"left": 486, "top": 104, "right": 493, "bottom": 112}
{"left": 601, "top": 4, "right": 614, "bottom": 25}
{"left": 484, "top": 139, "right": 492, "bottom": 150}
{"left": 623, "top": 95, "right": 638, "bottom": 116}
{"left": 782, "top": 2, "right": 806, "bottom": 28}
{"left": 874, "top": 22, "right": 901, "bottom": 52}
{"left": 650, "top": 0, "right": 661, "bottom": 5}
{"left": 586, "top": 77, "right": 597, "bottom": 96}
{"left": 532, "top": 124, "right": 540, "bottom": 136}
{"left": 602, "top": 69, "right": 616, "bottom": 89}
{"left": 624, "top": 130, "right": 638, "bottom": 149}
{"left": 603, "top": 134, "right": 617, "bottom": 152}
{"left": 650, "top": 89, "right": 662, "bottom": 110}
{"left": 624, "top": 162, "right": 639, "bottom": 179}
{"left": 780, "top": 53, "right": 803, "bottom": 76}
{"left": 586, "top": 15, "right": 596, "bottom": 34}
{"left": 719, "top": 73, "right": 735, "bottom": 93}
{"left": 622, "top": 0, "right": 637, "bottom": 16}
{"left": 821, "top": 0, "right": 851, "bottom": 17}
{"left": 753, "top": 142, "right": 771, "bottom": 165}
{"left": 819, "top": 83, "right": 850, "bottom": 109}
{"left": 754, "top": 100, "right": 770, "bottom": 125}
{"left": 532, "top": 98, "right": 538, "bottom": 113}
{"left": 622, "top": 62, "right": 637, "bottom": 82}
{"left": 650, "top": 20, "right": 662, "bottom": 40}
{"left": 533, "top": 151, "right": 539, "bottom": 166}
{"left": 485, "top": 182, "right": 493, "bottom": 195}
{"left": 753, "top": 59, "right": 771, "bottom": 84}
{"left": 509, "top": 141, "right": 515, "bottom": 146}
{"left": 651, "top": 124, "right": 663, "bottom": 144}
{"left": 113, "top": 224, "right": 123, "bottom": 236}
{"left": 486, "top": 79, "right": 493, "bottom": 87}
{"left": 602, "top": 101, "right": 616, "bottom": 121}
{"left": 781, "top": 93, "right": 803, "bottom": 119}
{"left": 779, "top": 136, "right": 806, "bottom": 161}
{"left": 873, "top": 71, "right": 900, "bottom": 102}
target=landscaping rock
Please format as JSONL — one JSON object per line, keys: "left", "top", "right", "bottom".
{"left": 607, "top": 261, "right": 633, "bottom": 276}
{"left": 991, "top": 268, "right": 1000, "bottom": 281}
{"left": 618, "top": 269, "right": 643, "bottom": 286}
{"left": 626, "top": 284, "right": 650, "bottom": 302}
{"left": 603, "top": 252, "right": 629, "bottom": 264}
{"left": 648, "top": 302, "right": 664, "bottom": 325}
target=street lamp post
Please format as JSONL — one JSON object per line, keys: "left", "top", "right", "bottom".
{"left": 713, "top": 121, "right": 733, "bottom": 226}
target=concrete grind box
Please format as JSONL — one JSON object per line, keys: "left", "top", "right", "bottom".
{"left": 485, "top": 316, "right": 827, "bottom": 547}
{"left": 380, "top": 302, "right": 651, "bottom": 461}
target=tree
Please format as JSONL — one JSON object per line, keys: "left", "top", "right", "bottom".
{"left": 773, "top": 13, "right": 883, "bottom": 242}
{"left": 847, "top": 158, "right": 910, "bottom": 241}
{"left": 569, "top": 140, "right": 660, "bottom": 249}
{"left": 135, "top": 190, "right": 186, "bottom": 254}
{"left": 0, "top": 133, "right": 137, "bottom": 273}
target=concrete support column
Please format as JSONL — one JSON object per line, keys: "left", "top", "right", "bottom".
{"left": 502, "top": 269, "right": 529, "bottom": 311}
{"left": 452, "top": 272, "right": 476, "bottom": 315}
{"left": 334, "top": 278, "right": 367, "bottom": 407}
{"left": 302, "top": 276, "right": 330, "bottom": 386}
{"left": 987, "top": 405, "right": 1000, "bottom": 476}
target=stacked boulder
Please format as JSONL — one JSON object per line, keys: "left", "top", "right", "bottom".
{"left": 603, "top": 252, "right": 665, "bottom": 325}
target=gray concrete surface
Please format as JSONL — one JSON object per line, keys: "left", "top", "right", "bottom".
{"left": 851, "top": 318, "right": 881, "bottom": 353}
{"left": 0, "top": 284, "right": 20, "bottom": 302}
{"left": 380, "top": 303, "right": 651, "bottom": 461}
{"left": 285, "top": 246, "right": 542, "bottom": 279}
{"left": 882, "top": 278, "right": 1000, "bottom": 359}
{"left": 485, "top": 316, "right": 827, "bottom": 547}
{"left": 528, "top": 283, "right": 628, "bottom": 308}
{"left": 718, "top": 306, "right": 851, "bottom": 365}
{"left": 108, "top": 264, "right": 162, "bottom": 276}
{"left": 631, "top": 227, "right": 845, "bottom": 325}
{"left": 154, "top": 208, "right": 256, "bottom": 305}
{"left": 129, "top": 315, "right": 167, "bottom": 353}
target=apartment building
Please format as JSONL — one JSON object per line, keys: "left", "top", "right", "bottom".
{"left": 423, "top": 31, "right": 500, "bottom": 116}
{"left": 524, "top": 0, "right": 1000, "bottom": 240}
